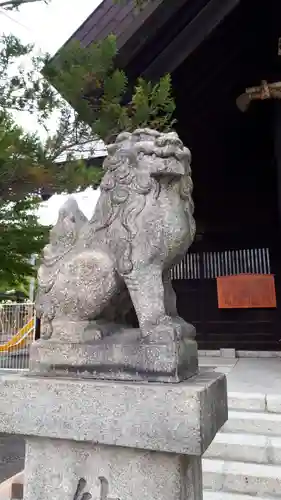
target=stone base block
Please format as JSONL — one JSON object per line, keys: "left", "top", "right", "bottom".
{"left": 24, "top": 438, "right": 203, "bottom": 500}
{"left": 29, "top": 327, "right": 198, "bottom": 383}
{"left": 0, "top": 371, "right": 227, "bottom": 455}
{"left": 0, "top": 371, "right": 227, "bottom": 500}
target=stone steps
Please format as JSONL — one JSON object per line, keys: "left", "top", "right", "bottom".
{"left": 203, "top": 392, "right": 281, "bottom": 500}
{"left": 227, "top": 392, "right": 266, "bottom": 412}
{"left": 222, "top": 410, "right": 281, "bottom": 436}
{"left": 203, "top": 458, "right": 281, "bottom": 497}
{"left": 227, "top": 392, "right": 281, "bottom": 414}
{"left": 204, "top": 432, "right": 281, "bottom": 464}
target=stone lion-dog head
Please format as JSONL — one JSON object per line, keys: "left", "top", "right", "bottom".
{"left": 90, "top": 128, "right": 195, "bottom": 274}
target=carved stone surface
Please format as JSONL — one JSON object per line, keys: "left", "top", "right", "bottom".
{"left": 35, "top": 128, "right": 196, "bottom": 381}
{"left": 29, "top": 328, "right": 198, "bottom": 382}
{"left": 72, "top": 476, "right": 119, "bottom": 500}
{"left": 24, "top": 438, "right": 202, "bottom": 500}
{"left": 0, "top": 371, "right": 227, "bottom": 500}
{"left": 0, "top": 371, "right": 227, "bottom": 454}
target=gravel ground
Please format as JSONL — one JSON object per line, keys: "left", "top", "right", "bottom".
{"left": 0, "top": 358, "right": 27, "bottom": 482}
{"left": 0, "top": 434, "right": 24, "bottom": 482}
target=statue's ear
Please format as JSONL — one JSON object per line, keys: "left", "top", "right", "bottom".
{"left": 56, "top": 198, "right": 87, "bottom": 227}
{"left": 50, "top": 197, "right": 87, "bottom": 248}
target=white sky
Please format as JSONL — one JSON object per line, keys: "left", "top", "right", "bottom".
{"left": 1, "top": 0, "right": 103, "bottom": 225}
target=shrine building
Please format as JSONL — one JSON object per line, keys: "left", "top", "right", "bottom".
{"left": 55, "top": 0, "right": 281, "bottom": 352}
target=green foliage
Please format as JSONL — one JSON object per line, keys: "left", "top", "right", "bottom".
{"left": 0, "top": 34, "right": 101, "bottom": 288}
{"left": 0, "top": 11, "right": 176, "bottom": 288}
{"left": 0, "top": 34, "right": 58, "bottom": 120}
{"left": 0, "top": 112, "right": 45, "bottom": 201}
{"left": 0, "top": 197, "right": 49, "bottom": 287}
{"left": 0, "top": 20, "right": 176, "bottom": 202}
{"left": 0, "top": 35, "right": 104, "bottom": 201}
{"left": 0, "top": 103, "right": 102, "bottom": 287}
{"left": 46, "top": 36, "right": 176, "bottom": 143}
{"left": 130, "top": 76, "right": 176, "bottom": 130}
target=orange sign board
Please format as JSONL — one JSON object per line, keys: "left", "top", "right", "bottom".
{"left": 217, "top": 274, "right": 277, "bottom": 309}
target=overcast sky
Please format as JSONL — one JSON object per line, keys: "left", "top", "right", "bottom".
{"left": 1, "top": 0, "right": 103, "bottom": 225}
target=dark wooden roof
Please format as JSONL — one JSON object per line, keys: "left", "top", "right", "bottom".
{"left": 56, "top": 0, "right": 281, "bottom": 243}
{"left": 62, "top": 0, "right": 240, "bottom": 78}
{"left": 68, "top": 0, "right": 162, "bottom": 48}
{"left": 61, "top": 0, "right": 166, "bottom": 66}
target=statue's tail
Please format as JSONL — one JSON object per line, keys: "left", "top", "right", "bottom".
{"left": 37, "top": 197, "right": 88, "bottom": 295}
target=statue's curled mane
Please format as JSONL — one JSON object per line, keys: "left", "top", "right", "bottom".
{"left": 89, "top": 130, "right": 195, "bottom": 275}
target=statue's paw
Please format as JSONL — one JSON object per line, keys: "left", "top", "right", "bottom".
{"left": 141, "top": 316, "right": 177, "bottom": 344}
{"left": 171, "top": 317, "right": 196, "bottom": 340}
{"left": 41, "top": 321, "right": 53, "bottom": 340}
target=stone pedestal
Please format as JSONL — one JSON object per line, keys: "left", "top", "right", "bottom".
{"left": 24, "top": 439, "right": 203, "bottom": 500}
{"left": 29, "top": 326, "right": 198, "bottom": 383}
{"left": 0, "top": 371, "right": 227, "bottom": 500}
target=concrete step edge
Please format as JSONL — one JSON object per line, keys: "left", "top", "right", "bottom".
{"left": 210, "top": 432, "right": 281, "bottom": 446}
{"left": 228, "top": 392, "right": 266, "bottom": 412}
{"left": 202, "top": 458, "right": 281, "bottom": 478}
{"left": 204, "top": 490, "right": 274, "bottom": 500}
{"left": 228, "top": 392, "right": 281, "bottom": 414}
{"left": 222, "top": 412, "right": 281, "bottom": 436}
{"left": 226, "top": 410, "right": 281, "bottom": 421}
{"left": 204, "top": 432, "right": 281, "bottom": 464}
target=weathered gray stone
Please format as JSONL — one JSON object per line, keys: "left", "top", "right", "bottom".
{"left": 35, "top": 128, "right": 196, "bottom": 381}
{"left": 15, "top": 128, "right": 227, "bottom": 500}
{"left": 0, "top": 370, "right": 227, "bottom": 500}
{"left": 266, "top": 394, "right": 281, "bottom": 413}
{"left": 0, "top": 371, "right": 227, "bottom": 455}
{"left": 24, "top": 438, "right": 203, "bottom": 500}
{"left": 29, "top": 327, "right": 198, "bottom": 382}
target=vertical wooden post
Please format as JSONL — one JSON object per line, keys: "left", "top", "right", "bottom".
{"left": 273, "top": 101, "right": 281, "bottom": 226}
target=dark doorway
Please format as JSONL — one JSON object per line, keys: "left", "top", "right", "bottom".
{"left": 171, "top": 0, "right": 281, "bottom": 350}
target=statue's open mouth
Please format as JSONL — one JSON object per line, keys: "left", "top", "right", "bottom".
{"left": 150, "top": 155, "right": 186, "bottom": 179}
{"left": 151, "top": 172, "right": 183, "bottom": 185}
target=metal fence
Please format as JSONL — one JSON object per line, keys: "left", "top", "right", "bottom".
{"left": 0, "top": 302, "right": 35, "bottom": 371}
{"left": 170, "top": 247, "right": 271, "bottom": 280}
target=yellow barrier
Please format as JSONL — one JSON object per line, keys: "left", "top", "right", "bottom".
{"left": 0, "top": 318, "right": 34, "bottom": 352}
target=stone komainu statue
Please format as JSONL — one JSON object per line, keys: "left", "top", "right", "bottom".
{"left": 36, "top": 128, "right": 196, "bottom": 345}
